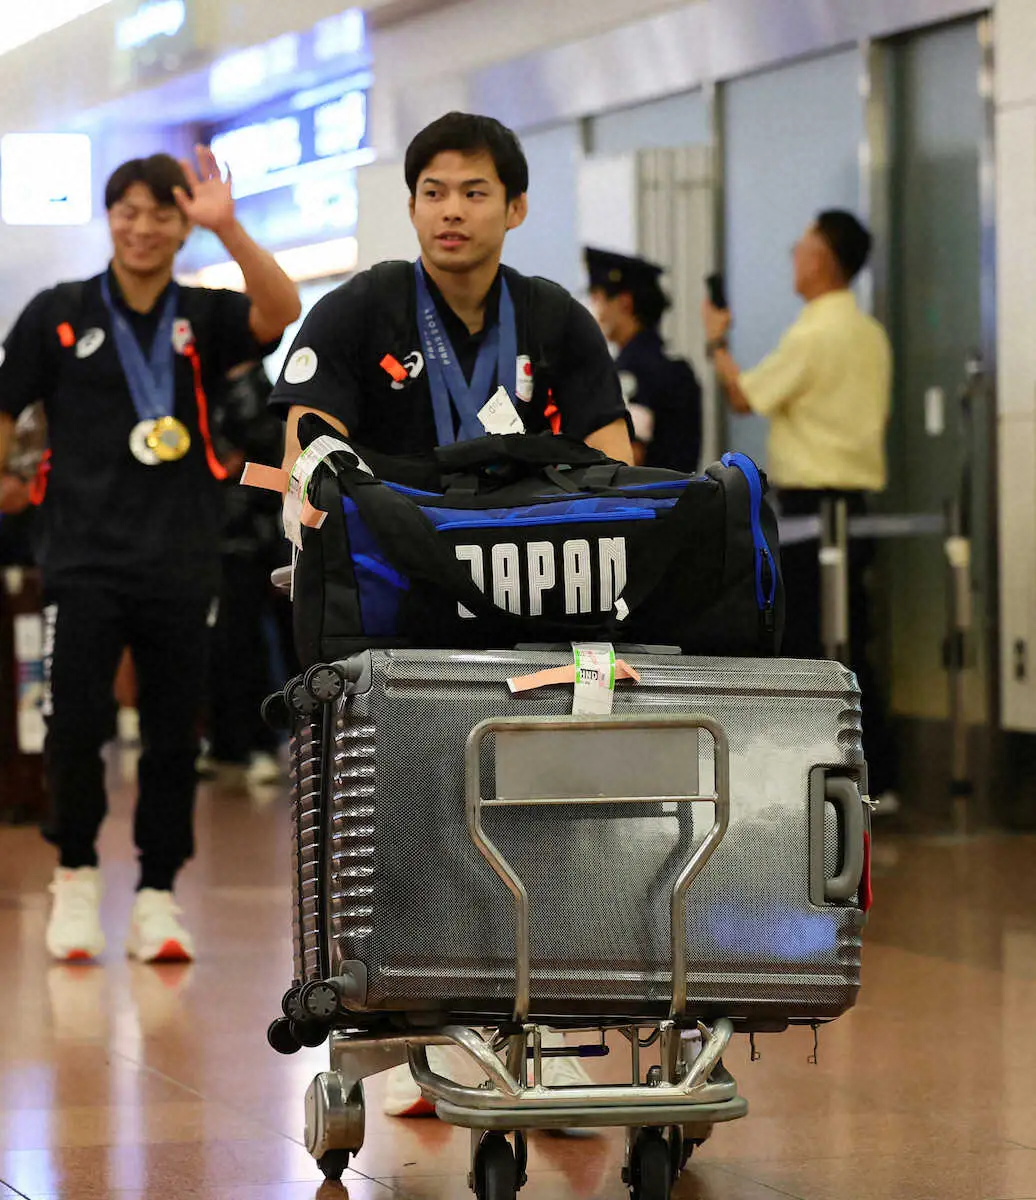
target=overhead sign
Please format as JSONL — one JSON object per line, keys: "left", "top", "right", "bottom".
{"left": 207, "top": 9, "right": 367, "bottom": 104}
{"left": 0, "top": 134, "right": 92, "bottom": 227}
{"left": 207, "top": 84, "right": 371, "bottom": 199}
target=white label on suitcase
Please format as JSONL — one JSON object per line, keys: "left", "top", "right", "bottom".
{"left": 571, "top": 642, "right": 616, "bottom": 715}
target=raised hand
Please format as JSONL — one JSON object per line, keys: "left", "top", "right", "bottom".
{"left": 702, "top": 298, "right": 733, "bottom": 343}
{"left": 173, "top": 144, "right": 236, "bottom": 237}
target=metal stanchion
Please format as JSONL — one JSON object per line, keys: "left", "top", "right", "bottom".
{"left": 819, "top": 497, "right": 850, "bottom": 663}
{"left": 943, "top": 350, "right": 982, "bottom": 837}
{"left": 945, "top": 527, "right": 973, "bottom": 836}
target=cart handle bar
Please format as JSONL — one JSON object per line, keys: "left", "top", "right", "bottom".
{"left": 464, "top": 713, "right": 731, "bottom": 1025}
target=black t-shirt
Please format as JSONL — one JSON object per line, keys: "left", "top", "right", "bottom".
{"left": 617, "top": 329, "right": 703, "bottom": 474}
{"left": 268, "top": 260, "right": 626, "bottom": 454}
{"left": 0, "top": 269, "right": 277, "bottom": 595}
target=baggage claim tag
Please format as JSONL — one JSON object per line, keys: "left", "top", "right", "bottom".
{"left": 571, "top": 643, "right": 617, "bottom": 716}
{"left": 478, "top": 386, "right": 526, "bottom": 435}
{"left": 284, "top": 435, "right": 373, "bottom": 550}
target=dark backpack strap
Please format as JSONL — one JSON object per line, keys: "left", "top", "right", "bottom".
{"left": 525, "top": 275, "right": 573, "bottom": 371}
{"left": 367, "top": 260, "right": 418, "bottom": 348}
{"left": 40, "top": 280, "right": 89, "bottom": 397}
{"left": 49, "top": 281, "right": 87, "bottom": 328}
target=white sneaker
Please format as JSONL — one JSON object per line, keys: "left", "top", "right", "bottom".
{"left": 681, "top": 1028, "right": 703, "bottom": 1067}
{"left": 245, "top": 751, "right": 282, "bottom": 787}
{"left": 537, "top": 1029, "right": 594, "bottom": 1088}
{"left": 126, "top": 889, "right": 195, "bottom": 963}
{"left": 382, "top": 1063, "right": 437, "bottom": 1118}
{"left": 382, "top": 1044, "right": 481, "bottom": 1117}
{"left": 45, "top": 867, "right": 105, "bottom": 962}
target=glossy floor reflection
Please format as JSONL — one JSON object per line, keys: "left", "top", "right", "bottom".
{"left": 1, "top": 760, "right": 1035, "bottom": 1199}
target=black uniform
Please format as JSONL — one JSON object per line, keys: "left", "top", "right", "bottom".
{"left": 584, "top": 247, "right": 701, "bottom": 474}
{"left": 268, "top": 260, "right": 626, "bottom": 451}
{"left": 0, "top": 268, "right": 277, "bottom": 889}
{"left": 616, "top": 329, "right": 702, "bottom": 474}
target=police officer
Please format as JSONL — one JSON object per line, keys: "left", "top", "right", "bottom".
{"left": 586, "top": 247, "right": 702, "bottom": 473}
{"left": 270, "top": 110, "right": 632, "bottom": 1117}
{"left": 273, "top": 112, "right": 632, "bottom": 469}
{"left": 703, "top": 209, "right": 897, "bottom": 804}
{"left": 0, "top": 148, "right": 300, "bottom": 963}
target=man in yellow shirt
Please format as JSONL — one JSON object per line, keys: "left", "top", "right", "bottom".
{"left": 703, "top": 210, "right": 896, "bottom": 803}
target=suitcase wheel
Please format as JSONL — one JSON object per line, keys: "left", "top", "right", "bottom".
{"left": 304, "top": 662, "right": 347, "bottom": 704}
{"left": 317, "top": 1150, "right": 350, "bottom": 1182}
{"left": 280, "top": 985, "right": 305, "bottom": 1022}
{"left": 261, "top": 691, "right": 292, "bottom": 732}
{"left": 300, "top": 979, "right": 340, "bottom": 1020}
{"left": 284, "top": 677, "right": 321, "bottom": 718}
{"left": 628, "top": 1129, "right": 672, "bottom": 1200}
{"left": 267, "top": 1017, "right": 302, "bottom": 1056}
{"left": 473, "top": 1133, "right": 518, "bottom": 1200}
{"left": 290, "top": 1017, "right": 331, "bottom": 1049}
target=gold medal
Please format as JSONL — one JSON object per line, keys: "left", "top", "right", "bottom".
{"left": 146, "top": 416, "right": 191, "bottom": 462}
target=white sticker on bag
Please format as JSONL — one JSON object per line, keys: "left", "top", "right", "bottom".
{"left": 284, "top": 434, "right": 372, "bottom": 550}
{"left": 571, "top": 642, "right": 617, "bottom": 716}
{"left": 478, "top": 386, "right": 526, "bottom": 435}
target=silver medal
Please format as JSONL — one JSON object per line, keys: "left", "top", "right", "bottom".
{"left": 129, "top": 420, "right": 161, "bottom": 466}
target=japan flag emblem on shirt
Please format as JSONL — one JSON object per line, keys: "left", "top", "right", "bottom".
{"left": 172, "top": 319, "right": 195, "bottom": 355}
{"left": 516, "top": 355, "right": 534, "bottom": 402}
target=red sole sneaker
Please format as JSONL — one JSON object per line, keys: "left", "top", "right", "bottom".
{"left": 392, "top": 1097, "right": 437, "bottom": 1118}
{"left": 148, "top": 939, "right": 193, "bottom": 963}
{"left": 63, "top": 950, "right": 95, "bottom": 962}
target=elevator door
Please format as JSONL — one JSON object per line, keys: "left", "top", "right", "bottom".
{"left": 883, "top": 19, "right": 990, "bottom": 726}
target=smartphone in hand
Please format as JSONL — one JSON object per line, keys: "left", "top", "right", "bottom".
{"left": 706, "top": 272, "right": 728, "bottom": 310}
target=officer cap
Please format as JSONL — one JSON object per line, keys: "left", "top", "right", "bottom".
{"left": 585, "top": 247, "right": 665, "bottom": 294}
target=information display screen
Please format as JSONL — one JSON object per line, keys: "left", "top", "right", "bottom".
{"left": 0, "top": 133, "right": 92, "bottom": 226}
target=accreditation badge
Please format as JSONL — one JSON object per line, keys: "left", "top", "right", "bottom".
{"left": 146, "top": 416, "right": 192, "bottom": 463}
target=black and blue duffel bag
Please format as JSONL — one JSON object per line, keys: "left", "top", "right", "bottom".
{"left": 290, "top": 416, "right": 783, "bottom": 666}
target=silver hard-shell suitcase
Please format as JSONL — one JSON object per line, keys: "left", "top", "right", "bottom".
{"left": 285, "top": 648, "right": 868, "bottom": 1029}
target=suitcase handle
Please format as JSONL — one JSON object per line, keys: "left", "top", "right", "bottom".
{"left": 464, "top": 713, "right": 730, "bottom": 1025}
{"left": 810, "top": 774, "right": 865, "bottom": 904}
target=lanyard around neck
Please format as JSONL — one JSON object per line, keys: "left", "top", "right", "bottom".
{"left": 414, "top": 260, "right": 517, "bottom": 445}
{"left": 100, "top": 272, "right": 179, "bottom": 424}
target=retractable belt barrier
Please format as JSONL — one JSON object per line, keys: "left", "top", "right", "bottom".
{"left": 778, "top": 505, "right": 950, "bottom": 662}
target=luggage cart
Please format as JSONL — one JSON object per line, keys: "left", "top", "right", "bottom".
{"left": 267, "top": 654, "right": 749, "bottom": 1200}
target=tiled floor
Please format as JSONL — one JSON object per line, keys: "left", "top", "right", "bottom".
{"left": 1, "top": 758, "right": 1035, "bottom": 1199}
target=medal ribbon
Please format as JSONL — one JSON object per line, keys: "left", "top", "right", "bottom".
{"left": 100, "top": 272, "right": 179, "bottom": 424}
{"left": 414, "top": 260, "right": 518, "bottom": 445}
